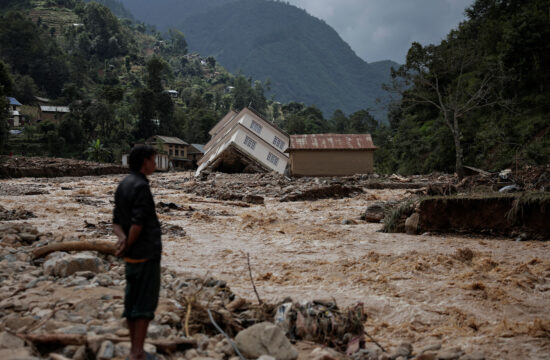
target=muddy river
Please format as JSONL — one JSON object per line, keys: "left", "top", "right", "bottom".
{"left": 1, "top": 172, "right": 549, "bottom": 359}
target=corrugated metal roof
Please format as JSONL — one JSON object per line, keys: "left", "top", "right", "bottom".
{"left": 154, "top": 135, "right": 188, "bottom": 145}
{"left": 190, "top": 143, "right": 205, "bottom": 153}
{"left": 40, "top": 106, "right": 70, "bottom": 113}
{"left": 288, "top": 134, "right": 377, "bottom": 151}
{"left": 7, "top": 97, "right": 22, "bottom": 106}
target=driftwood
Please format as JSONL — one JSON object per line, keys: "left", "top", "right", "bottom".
{"left": 32, "top": 240, "right": 116, "bottom": 259}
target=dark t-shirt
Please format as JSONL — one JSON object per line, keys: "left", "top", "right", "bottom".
{"left": 113, "top": 171, "right": 162, "bottom": 260}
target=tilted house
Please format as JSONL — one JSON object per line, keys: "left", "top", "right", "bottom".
{"left": 286, "top": 134, "right": 377, "bottom": 176}
{"left": 196, "top": 108, "right": 289, "bottom": 175}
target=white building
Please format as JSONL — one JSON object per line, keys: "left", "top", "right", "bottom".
{"left": 196, "top": 108, "right": 289, "bottom": 175}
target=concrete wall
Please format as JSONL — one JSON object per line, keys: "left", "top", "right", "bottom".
{"left": 290, "top": 150, "right": 374, "bottom": 176}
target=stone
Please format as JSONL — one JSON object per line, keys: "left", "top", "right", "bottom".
{"left": 458, "top": 352, "right": 484, "bottom": 360}
{"left": 0, "top": 331, "right": 25, "bottom": 349}
{"left": 235, "top": 322, "right": 298, "bottom": 360}
{"left": 0, "top": 347, "right": 33, "bottom": 359}
{"left": 392, "top": 342, "right": 413, "bottom": 358}
{"left": 44, "top": 254, "right": 103, "bottom": 278}
{"left": 185, "top": 349, "right": 199, "bottom": 359}
{"left": 214, "top": 339, "right": 234, "bottom": 356}
{"left": 114, "top": 342, "right": 156, "bottom": 358}
{"left": 309, "top": 347, "right": 344, "bottom": 360}
{"left": 351, "top": 345, "right": 380, "bottom": 360}
{"left": 95, "top": 274, "right": 113, "bottom": 287}
{"left": 405, "top": 213, "right": 420, "bottom": 235}
{"left": 97, "top": 340, "right": 115, "bottom": 360}
{"left": 258, "top": 356, "right": 277, "bottom": 360}
{"left": 363, "top": 203, "right": 385, "bottom": 222}
{"left": 57, "top": 324, "right": 88, "bottom": 335}
{"left": 419, "top": 343, "right": 442, "bottom": 354}
{"left": 147, "top": 324, "right": 172, "bottom": 339}
{"left": 416, "top": 352, "right": 438, "bottom": 360}
{"left": 436, "top": 348, "right": 464, "bottom": 360}
{"left": 72, "top": 346, "right": 87, "bottom": 360}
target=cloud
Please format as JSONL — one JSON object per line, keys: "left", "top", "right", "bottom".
{"left": 285, "top": 0, "right": 475, "bottom": 63}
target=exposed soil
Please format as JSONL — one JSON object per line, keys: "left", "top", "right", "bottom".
{"left": 1, "top": 171, "right": 549, "bottom": 359}
{"left": 0, "top": 156, "right": 127, "bottom": 178}
{"left": 418, "top": 195, "right": 550, "bottom": 239}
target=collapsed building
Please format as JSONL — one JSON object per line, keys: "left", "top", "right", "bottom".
{"left": 196, "top": 108, "right": 290, "bottom": 175}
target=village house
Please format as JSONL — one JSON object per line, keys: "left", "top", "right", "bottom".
{"left": 147, "top": 135, "right": 192, "bottom": 169}
{"left": 39, "top": 105, "right": 70, "bottom": 123}
{"left": 196, "top": 108, "right": 289, "bottom": 175}
{"left": 7, "top": 97, "right": 22, "bottom": 127}
{"left": 286, "top": 134, "right": 377, "bottom": 176}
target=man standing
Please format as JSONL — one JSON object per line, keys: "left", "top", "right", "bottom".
{"left": 113, "top": 145, "right": 161, "bottom": 360}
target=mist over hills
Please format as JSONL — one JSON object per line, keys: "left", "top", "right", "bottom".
{"left": 120, "top": 0, "right": 398, "bottom": 118}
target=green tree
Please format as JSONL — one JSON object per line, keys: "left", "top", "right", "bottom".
{"left": 0, "top": 61, "right": 13, "bottom": 152}
{"left": 85, "top": 138, "right": 110, "bottom": 162}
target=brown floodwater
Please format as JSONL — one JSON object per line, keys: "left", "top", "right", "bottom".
{"left": 1, "top": 172, "right": 549, "bottom": 359}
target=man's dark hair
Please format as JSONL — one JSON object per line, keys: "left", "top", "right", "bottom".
{"left": 129, "top": 145, "right": 157, "bottom": 172}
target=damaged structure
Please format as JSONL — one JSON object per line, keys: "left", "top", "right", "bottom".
{"left": 196, "top": 108, "right": 289, "bottom": 175}
{"left": 286, "top": 134, "right": 377, "bottom": 176}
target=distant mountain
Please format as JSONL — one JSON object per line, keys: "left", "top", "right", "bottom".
{"left": 121, "top": 0, "right": 398, "bottom": 118}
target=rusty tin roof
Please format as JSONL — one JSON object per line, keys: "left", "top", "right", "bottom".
{"left": 287, "top": 134, "right": 377, "bottom": 151}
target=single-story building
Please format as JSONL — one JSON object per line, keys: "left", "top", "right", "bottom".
{"left": 39, "top": 105, "right": 70, "bottom": 123}
{"left": 122, "top": 153, "right": 170, "bottom": 172}
{"left": 286, "top": 133, "right": 377, "bottom": 176}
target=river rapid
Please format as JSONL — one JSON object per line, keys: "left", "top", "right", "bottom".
{"left": 1, "top": 172, "right": 548, "bottom": 359}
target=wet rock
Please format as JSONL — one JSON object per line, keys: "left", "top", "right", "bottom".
{"left": 258, "top": 356, "right": 277, "bottom": 360}
{"left": 214, "top": 338, "right": 235, "bottom": 356}
{"left": 362, "top": 202, "right": 386, "bottom": 223}
{"left": 147, "top": 324, "right": 172, "bottom": 339}
{"left": 57, "top": 324, "right": 88, "bottom": 335}
{"left": 97, "top": 340, "right": 115, "bottom": 360}
{"left": 418, "top": 343, "right": 442, "bottom": 355}
{"left": 94, "top": 274, "right": 113, "bottom": 287}
{"left": 44, "top": 253, "right": 104, "bottom": 278}
{"left": 114, "top": 342, "right": 156, "bottom": 358}
{"left": 458, "top": 353, "right": 484, "bottom": 360}
{"left": 309, "top": 347, "right": 344, "bottom": 360}
{"left": 392, "top": 342, "right": 412, "bottom": 359}
{"left": 0, "top": 348, "right": 34, "bottom": 359}
{"left": 72, "top": 345, "right": 87, "bottom": 360}
{"left": 405, "top": 213, "right": 420, "bottom": 235}
{"left": 351, "top": 345, "right": 380, "bottom": 360}
{"left": 185, "top": 349, "right": 200, "bottom": 359}
{"left": 436, "top": 348, "right": 464, "bottom": 360}
{"left": 243, "top": 194, "right": 265, "bottom": 205}
{"left": 0, "top": 331, "right": 25, "bottom": 348}
{"left": 235, "top": 321, "right": 298, "bottom": 360}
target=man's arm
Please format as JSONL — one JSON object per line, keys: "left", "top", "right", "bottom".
{"left": 113, "top": 223, "right": 143, "bottom": 257}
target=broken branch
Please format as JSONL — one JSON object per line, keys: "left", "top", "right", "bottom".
{"left": 246, "top": 252, "right": 263, "bottom": 305}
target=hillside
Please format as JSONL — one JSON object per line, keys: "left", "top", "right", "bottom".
{"left": 121, "top": 0, "right": 398, "bottom": 118}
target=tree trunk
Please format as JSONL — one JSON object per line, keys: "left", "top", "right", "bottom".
{"left": 453, "top": 132, "right": 465, "bottom": 179}
{"left": 32, "top": 240, "right": 116, "bottom": 259}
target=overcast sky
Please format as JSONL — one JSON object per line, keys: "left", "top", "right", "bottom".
{"left": 285, "top": 0, "right": 475, "bottom": 64}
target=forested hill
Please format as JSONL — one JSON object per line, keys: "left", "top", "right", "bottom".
{"left": 120, "top": 0, "right": 398, "bottom": 118}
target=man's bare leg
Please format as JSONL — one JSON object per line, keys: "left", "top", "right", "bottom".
{"left": 130, "top": 318, "right": 150, "bottom": 360}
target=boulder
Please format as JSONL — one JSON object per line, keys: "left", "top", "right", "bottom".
{"left": 405, "top": 213, "right": 420, "bottom": 235}
{"left": 0, "top": 347, "right": 34, "bottom": 359}
{"left": 0, "top": 331, "right": 25, "bottom": 349}
{"left": 97, "top": 341, "right": 115, "bottom": 360}
{"left": 309, "top": 347, "right": 344, "bottom": 360}
{"left": 235, "top": 322, "right": 298, "bottom": 360}
{"left": 44, "top": 253, "right": 104, "bottom": 278}
{"left": 363, "top": 202, "right": 385, "bottom": 223}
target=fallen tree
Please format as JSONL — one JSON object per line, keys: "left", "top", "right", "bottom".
{"left": 32, "top": 240, "right": 116, "bottom": 259}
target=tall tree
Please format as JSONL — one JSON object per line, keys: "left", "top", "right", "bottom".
{"left": 389, "top": 38, "right": 506, "bottom": 178}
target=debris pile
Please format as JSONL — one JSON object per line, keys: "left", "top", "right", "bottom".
{"left": 0, "top": 204, "right": 35, "bottom": 221}
{"left": 0, "top": 156, "right": 127, "bottom": 178}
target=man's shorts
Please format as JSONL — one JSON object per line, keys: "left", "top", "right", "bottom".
{"left": 123, "top": 259, "right": 161, "bottom": 320}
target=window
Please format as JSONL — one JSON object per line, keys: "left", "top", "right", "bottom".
{"left": 175, "top": 150, "right": 179, "bottom": 156}
{"left": 243, "top": 136, "right": 256, "bottom": 150}
{"left": 169, "top": 149, "right": 173, "bottom": 155}
{"left": 250, "top": 120, "right": 263, "bottom": 134}
{"left": 273, "top": 136, "right": 285, "bottom": 150}
{"left": 267, "top": 152, "right": 279, "bottom": 166}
